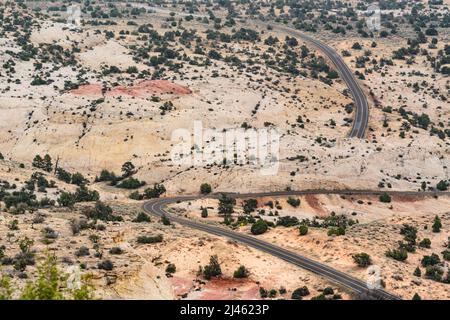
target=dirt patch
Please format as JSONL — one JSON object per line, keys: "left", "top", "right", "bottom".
{"left": 70, "top": 80, "right": 192, "bottom": 98}
{"left": 305, "top": 195, "right": 326, "bottom": 215}
{"left": 70, "top": 84, "right": 103, "bottom": 97}
{"left": 189, "top": 277, "right": 260, "bottom": 300}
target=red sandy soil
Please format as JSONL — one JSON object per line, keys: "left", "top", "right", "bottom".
{"left": 170, "top": 276, "right": 260, "bottom": 300}
{"left": 70, "top": 80, "right": 192, "bottom": 97}
{"left": 304, "top": 195, "right": 326, "bottom": 215}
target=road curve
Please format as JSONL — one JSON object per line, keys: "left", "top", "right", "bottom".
{"left": 274, "top": 25, "right": 370, "bottom": 138}
{"left": 142, "top": 189, "right": 450, "bottom": 300}
{"left": 144, "top": 6, "right": 369, "bottom": 138}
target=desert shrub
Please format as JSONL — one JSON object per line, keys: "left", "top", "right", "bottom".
{"left": 277, "top": 216, "right": 299, "bottom": 227}
{"left": 259, "top": 287, "right": 268, "bottom": 298}
{"left": 132, "top": 212, "right": 151, "bottom": 223}
{"left": 71, "top": 173, "right": 87, "bottom": 186}
{"left": 200, "top": 183, "right": 212, "bottom": 194}
{"left": 121, "top": 161, "right": 136, "bottom": 178}
{"left": 400, "top": 224, "right": 417, "bottom": 245}
{"left": 421, "top": 253, "right": 440, "bottom": 267}
{"left": 242, "top": 199, "right": 258, "bottom": 214}
{"left": 129, "top": 191, "right": 143, "bottom": 200}
{"left": 83, "top": 202, "right": 122, "bottom": 222}
{"left": 96, "top": 169, "right": 117, "bottom": 182}
{"left": 137, "top": 235, "right": 163, "bottom": 244}
{"left": 161, "top": 214, "right": 171, "bottom": 226}
{"left": 379, "top": 192, "right": 391, "bottom": 203}
{"left": 218, "top": 194, "right": 235, "bottom": 215}
{"left": 57, "top": 192, "right": 76, "bottom": 208}
{"left": 425, "top": 265, "right": 443, "bottom": 282}
{"left": 97, "top": 260, "right": 114, "bottom": 271}
{"left": 56, "top": 168, "right": 72, "bottom": 184}
{"left": 18, "top": 254, "right": 94, "bottom": 300}
{"left": 75, "top": 246, "right": 90, "bottom": 257}
{"left": 32, "top": 154, "right": 52, "bottom": 172}
{"left": 13, "top": 237, "right": 35, "bottom": 272}
{"left": 144, "top": 184, "right": 166, "bottom": 199}
{"left": 432, "top": 216, "right": 442, "bottom": 233}
{"left": 233, "top": 265, "right": 249, "bottom": 279}
{"left": 436, "top": 180, "right": 448, "bottom": 191}
{"left": 327, "top": 227, "right": 345, "bottom": 236}
{"left": 109, "top": 247, "right": 124, "bottom": 255}
{"left": 299, "top": 224, "right": 308, "bottom": 236}
{"left": 323, "top": 287, "right": 334, "bottom": 295}
{"left": 311, "top": 293, "right": 327, "bottom": 300}
{"left": 442, "top": 250, "right": 450, "bottom": 261}
{"left": 41, "top": 227, "right": 58, "bottom": 240}
{"left": 412, "top": 293, "right": 421, "bottom": 300}
{"left": 32, "top": 214, "right": 46, "bottom": 224}
{"left": 70, "top": 218, "right": 90, "bottom": 235}
{"left": 287, "top": 197, "right": 300, "bottom": 207}
{"left": 251, "top": 219, "right": 268, "bottom": 235}
{"left": 419, "top": 238, "right": 431, "bottom": 248}
{"left": 116, "top": 177, "right": 146, "bottom": 189}
{"left": 386, "top": 248, "right": 408, "bottom": 261}
{"left": 166, "top": 263, "right": 176, "bottom": 274}
{"left": 201, "top": 207, "right": 208, "bottom": 218}
{"left": 202, "top": 255, "right": 222, "bottom": 280}
{"left": 74, "top": 186, "right": 100, "bottom": 202}
{"left": 413, "top": 267, "right": 421, "bottom": 277}
{"left": 352, "top": 253, "right": 372, "bottom": 267}
{"left": 8, "top": 219, "right": 19, "bottom": 230}
{"left": 291, "top": 286, "right": 310, "bottom": 299}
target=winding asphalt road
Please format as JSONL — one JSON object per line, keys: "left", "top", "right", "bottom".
{"left": 143, "top": 190, "right": 448, "bottom": 300}
{"left": 137, "top": 5, "right": 444, "bottom": 300}
{"left": 143, "top": 5, "right": 369, "bottom": 138}
{"left": 275, "top": 25, "right": 370, "bottom": 138}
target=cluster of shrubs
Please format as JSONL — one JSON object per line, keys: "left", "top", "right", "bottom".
{"left": 137, "top": 234, "right": 163, "bottom": 244}
{"left": 82, "top": 202, "right": 122, "bottom": 222}
{"left": 57, "top": 186, "right": 100, "bottom": 208}
{"left": 56, "top": 168, "right": 88, "bottom": 186}
{"left": 129, "top": 183, "right": 166, "bottom": 200}
{"left": 298, "top": 213, "right": 357, "bottom": 237}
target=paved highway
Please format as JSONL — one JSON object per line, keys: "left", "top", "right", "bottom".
{"left": 274, "top": 25, "right": 370, "bottom": 138}
{"left": 143, "top": 190, "right": 449, "bottom": 300}
{"left": 143, "top": 5, "right": 370, "bottom": 138}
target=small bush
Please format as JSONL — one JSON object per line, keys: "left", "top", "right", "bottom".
{"left": 109, "top": 247, "right": 124, "bottom": 255}
{"left": 432, "top": 216, "right": 442, "bottom": 233}
{"left": 166, "top": 263, "right": 176, "bottom": 274}
{"left": 132, "top": 212, "right": 151, "bottom": 223}
{"left": 421, "top": 253, "right": 440, "bottom": 267}
{"left": 327, "top": 227, "right": 345, "bottom": 236}
{"left": 200, "top": 183, "right": 212, "bottom": 194}
{"left": 379, "top": 192, "right": 391, "bottom": 203}
{"left": 299, "top": 225, "right": 308, "bottom": 236}
{"left": 291, "top": 286, "right": 309, "bottom": 299}
{"left": 233, "top": 265, "right": 249, "bottom": 279}
{"left": 386, "top": 248, "right": 408, "bottom": 261}
{"left": 137, "top": 235, "right": 163, "bottom": 244}
{"left": 419, "top": 238, "right": 431, "bottom": 248}
{"left": 98, "top": 260, "right": 114, "bottom": 271}
{"left": 116, "top": 177, "right": 146, "bottom": 189}
{"left": 75, "top": 246, "right": 90, "bottom": 257}
{"left": 287, "top": 197, "right": 300, "bottom": 207}
{"left": 251, "top": 219, "right": 268, "bottom": 235}
{"left": 323, "top": 287, "right": 334, "bottom": 295}
{"left": 352, "top": 253, "right": 372, "bottom": 267}
{"left": 161, "top": 215, "right": 171, "bottom": 226}
{"left": 203, "top": 255, "right": 222, "bottom": 280}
